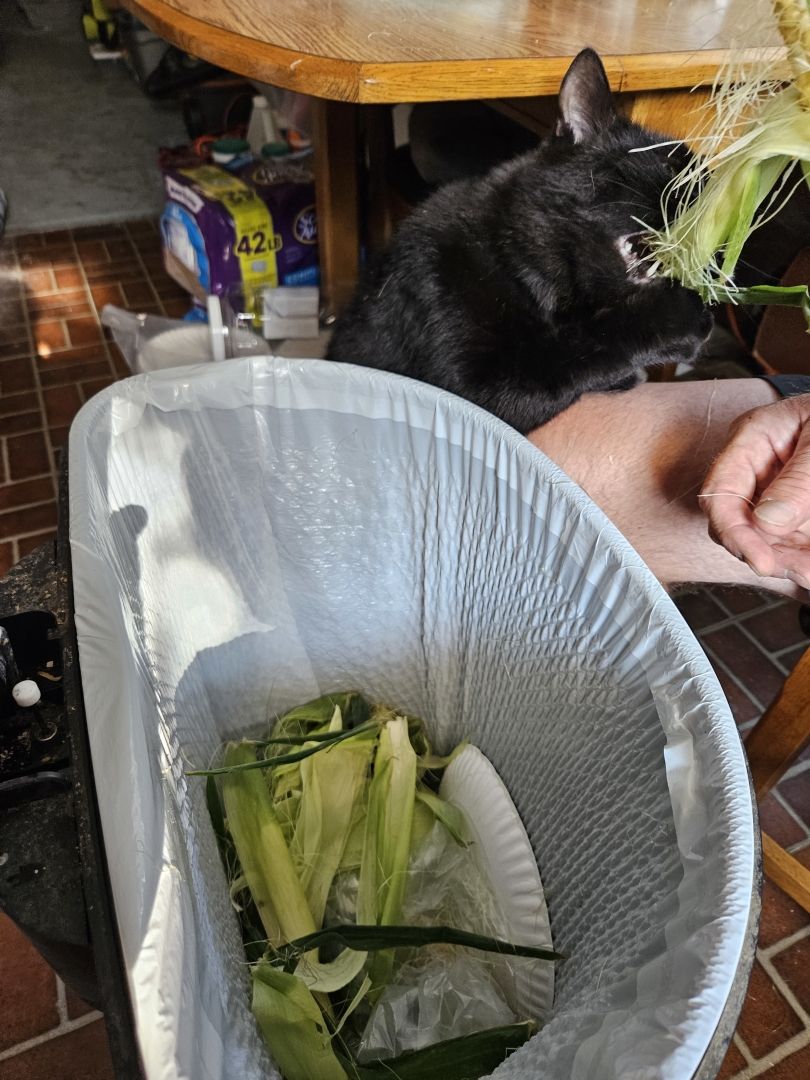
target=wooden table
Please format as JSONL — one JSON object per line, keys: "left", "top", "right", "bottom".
{"left": 125, "top": 0, "right": 782, "bottom": 312}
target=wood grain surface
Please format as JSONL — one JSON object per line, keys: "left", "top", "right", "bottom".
{"left": 124, "top": 0, "right": 784, "bottom": 103}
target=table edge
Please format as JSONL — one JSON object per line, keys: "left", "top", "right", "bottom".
{"left": 124, "top": 0, "right": 784, "bottom": 104}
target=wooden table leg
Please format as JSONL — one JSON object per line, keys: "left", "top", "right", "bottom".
{"left": 311, "top": 98, "right": 360, "bottom": 318}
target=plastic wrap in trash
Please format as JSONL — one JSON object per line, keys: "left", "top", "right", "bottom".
{"left": 356, "top": 822, "right": 535, "bottom": 1060}
{"left": 67, "top": 356, "right": 757, "bottom": 1080}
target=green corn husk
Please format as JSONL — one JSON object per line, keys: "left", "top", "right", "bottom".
{"left": 645, "top": 0, "right": 810, "bottom": 319}
{"left": 252, "top": 961, "right": 347, "bottom": 1080}
{"left": 196, "top": 695, "right": 558, "bottom": 1080}
{"left": 279, "top": 924, "right": 563, "bottom": 964}
{"left": 271, "top": 692, "right": 373, "bottom": 745}
{"left": 358, "top": 715, "right": 417, "bottom": 993}
{"left": 291, "top": 707, "right": 378, "bottom": 927}
{"left": 336, "top": 1021, "right": 537, "bottom": 1080}
{"left": 220, "top": 741, "right": 316, "bottom": 947}
{"left": 190, "top": 721, "right": 381, "bottom": 777}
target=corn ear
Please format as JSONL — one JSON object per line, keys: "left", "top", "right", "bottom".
{"left": 252, "top": 961, "right": 347, "bottom": 1080}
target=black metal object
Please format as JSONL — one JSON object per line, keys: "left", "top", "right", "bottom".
{"left": 0, "top": 468, "right": 143, "bottom": 1077}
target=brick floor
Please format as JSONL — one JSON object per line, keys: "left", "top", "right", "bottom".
{"left": 0, "top": 221, "right": 188, "bottom": 571}
{"left": 676, "top": 586, "right": 810, "bottom": 1079}
{"left": 1, "top": 225, "right": 809, "bottom": 1076}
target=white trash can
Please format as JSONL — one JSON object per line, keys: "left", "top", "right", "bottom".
{"left": 68, "top": 356, "right": 757, "bottom": 1080}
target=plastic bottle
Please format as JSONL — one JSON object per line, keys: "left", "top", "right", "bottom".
{"left": 246, "top": 96, "right": 280, "bottom": 158}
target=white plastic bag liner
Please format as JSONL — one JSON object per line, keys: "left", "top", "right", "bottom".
{"left": 68, "top": 356, "right": 755, "bottom": 1080}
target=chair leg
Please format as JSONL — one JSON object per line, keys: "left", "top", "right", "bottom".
{"left": 762, "top": 833, "right": 810, "bottom": 913}
{"left": 745, "top": 645, "right": 810, "bottom": 799}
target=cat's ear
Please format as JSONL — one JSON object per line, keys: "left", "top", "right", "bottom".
{"left": 556, "top": 48, "right": 617, "bottom": 142}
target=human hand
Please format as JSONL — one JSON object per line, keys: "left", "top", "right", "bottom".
{"left": 699, "top": 393, "right": 810, "bottom": 589}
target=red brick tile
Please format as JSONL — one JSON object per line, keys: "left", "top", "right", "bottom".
{"left": 65, "top": 317, "right": 101, "bottom": 348}
{"left": 778, "top": 643, "right": 810, "bottom": 674}
{"left": 74, "top": 223, "right": 126, "bottom": 240}
{"left": 36, "top": 345, "right": 104, "bottom": 369}
{"left": 771, "top": 935, "right": 810, "bottom": 1013}
{"left": 65, "top": 986, "right": 95, "bottom": 1020}
{"left": 80, "top": 377, "right": 115, "bottom": 402}
{"left": 75, "top": 239, "right": 109, "bottom": 265}
{"left": 776, "top": 772, "right": 810, "bottom": 830}
{"left": 103, "top": 238, "right": 135, "bottom": 260}
{"left": 0, "top": 1017, "right": 114, "bottom": 1080}
{"left": 90, "top": 282, "right": 124, "bottom": 309}
{"left": 0, "top": 540, "right": 13, "bottom": 574}
{"left": 43, "top": 385, "right": 83, "bottom": 428}
{"left": 53, "top": 266, "right": 83, "bottom": 289}
{"left": 0, "top": 501, "right": 57, "bottom": 541}
{"left": 18, "top": 248, "right": 75, "bottom": 271}
{"left": 162, "top": 297, "right": 191, "bottom": 318}
{"left": 758, "top": 794, "right": 807, "bottom": 848}
{"left": 796, "top": 846, "right": 810, "bottom": 868}
{"left": 33, "top": 319, "right": 67, "bottom": 354}
{"left": 40, "top": 228, "right": 73, "bottom": 248}
{"left": 759, "top": 879, "right": 810, "bottom": 948}
{"left": 12, "top": 233, "right": 46, "bottom": 251}
{"left": 0, "top": 390, "right": 38, "bottom": 417}
{"left": 736, "top": 959, "right": 803, "bottom": 1057}
{"left": 49, "top": 426, "right": 70, "bottom": 452}
{"left": 0, "top": 914, "right": 59, "bottom": 1052}
{"left": 0, "top": 411, "right": 43, "bottom": 436}
{"left": 28, "top": 290, "right": 92, "bottom": 318}
{"left": 139, "top": 252, "right": 169, "bottom": 274}
{"left": 757, "top": 1041, "right": 810, "bottom": 1078}
{"left": 716, "top": 1039, "right": 746, "bottom": 1079}
{"left": 153, "top": 279, "right": 189, "bottom": 301}
{"left": 120, "top": 279, "right": 156, "bottom": 306}
{"left": 7, "top": 431, "right": 50, "bottom": 480}
{"left": 16, "top": 530, "right": 56, "bottom": 558}
{"left": 22, "top": 267, "right": 56, "bottom": 294}
{"left": 711, "top": 660, "right": 762, "bottom": 727}
{"left": 0, "top": 477, "right": 53, "bottom": 512}
{"left": 83, "top": 261, "right": 143, "bottom": 284}
{"left": 0, "top": 298, "right": 26, "bottom": 324}
{"left": 676, "top": 589, "right": 728, "bottom": 630}
{"left": 39, "top": 359, "right": 111, "bottom": 388}
{"left": 126, "top": 217, "right": 159, "bottom": 235}
{"left": 742, "top": 602, "right": 808, "bottom": 654}
{"left": 0, "top": 357, "right": 35, "bottom": 395}
{"left": 702, "top": 624, "right": 786, "bottom": 706}
{"left": 714, "top": 586, "right": 775, "bottom": 616}
{"left": 0, "top": 329, "right": 30, "bottom": 359}
{"left": 0, "top": 292, "right": 22, "bottom": 316}
{"left": 108, "top": 344, "right": 130, "bottom": 377}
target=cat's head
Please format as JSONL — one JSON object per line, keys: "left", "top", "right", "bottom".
{"left": 547, "top": 48, "right": 691, "bottom": 287}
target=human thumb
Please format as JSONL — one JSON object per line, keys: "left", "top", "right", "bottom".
{"left": 753, "top": 423, "right": 810, "bottom": 531}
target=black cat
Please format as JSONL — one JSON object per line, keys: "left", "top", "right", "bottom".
{"left": 327, "top": 49, "right": 712, "bottom": 434}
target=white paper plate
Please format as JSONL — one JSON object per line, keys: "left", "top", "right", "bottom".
{"left": 439, "top": 744, "right": 554, "bottom": 1023}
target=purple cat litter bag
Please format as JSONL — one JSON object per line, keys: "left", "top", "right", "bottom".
{"left": 160, "top": 157, "right": 319, "bottom": 319}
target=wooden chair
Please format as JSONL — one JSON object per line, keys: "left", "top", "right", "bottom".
{"left": 744, "top": 642, "right": 810, "bottom": 911}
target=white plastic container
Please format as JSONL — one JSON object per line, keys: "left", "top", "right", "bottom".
{"left": 68, "top": 357, "right": 756, "bottom": 1080}
{"left": 246, "top": 94, "right": 280, "bottom": 157}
